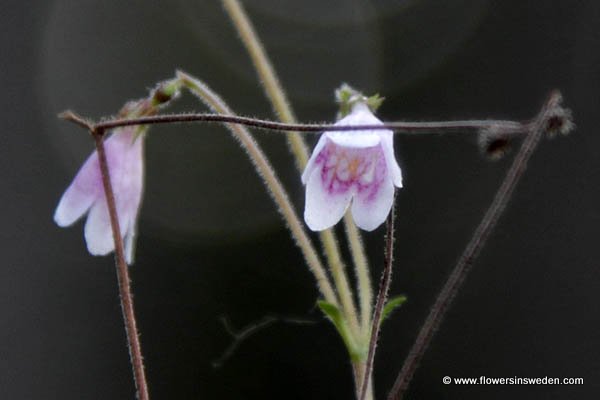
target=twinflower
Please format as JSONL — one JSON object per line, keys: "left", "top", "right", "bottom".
{"left": 54, "top": 79, "right": 181, "bottom": 263}
{"left": 302, "top": 102, "right": 402, "bottom": 231}
{"left": 54, "top": 127, "right": 144, "bottom": 264}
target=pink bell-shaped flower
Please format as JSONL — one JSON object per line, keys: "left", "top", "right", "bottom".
{"left": 302, "top": 102, "right": 402, "bottom": 231}
{"left": 54, "top": 127, "right": 144, "bottom": 264}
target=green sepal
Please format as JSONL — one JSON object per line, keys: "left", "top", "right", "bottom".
{"left": 380, "top": 295, "right": 407, "bottom": 325}
{"left": 366, "top": 93, "right": 385, "bottom": 113}
{"left": 335, "top": 83, "right": 355, "bottom": 118}
{"left": 334, "top": 83, "right": 385, "bottom": 118}
{"left": 317, "top": 300, "right": 364, "bottom": 361}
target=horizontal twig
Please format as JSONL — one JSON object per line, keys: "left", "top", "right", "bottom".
{"left": 60, "top": 110, "right": 530, "bottom": 136}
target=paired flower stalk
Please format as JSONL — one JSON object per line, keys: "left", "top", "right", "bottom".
{"left": 54, "top": 4, "right": 573, "bottom": 400}
{"left": 55, "top": 77, "right": 403, "bottom": 400}
{"left": 55, "top": 76, "right": 573, "bottom": 400}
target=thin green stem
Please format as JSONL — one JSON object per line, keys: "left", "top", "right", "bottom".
{"left": 221, "top": 0, "right": 365, "bottom": 337}
{"left": 221, "top": 0, "right": 309, "bottom": 168}
{"left": 344, "top": 212, "right": 372, "bottom": 337}
{"left": 177, "top": 71, "right": 337, "bottom": 305}
{"left": 321, "top": 228, "right": 360, "bottom": 334}
{"left": 352, "top": 361, "right": 374, "bottom": 400}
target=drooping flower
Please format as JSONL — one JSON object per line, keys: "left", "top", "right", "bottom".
{"left": 54, "top": 127, "right": 144, "bottom": 264}
{"left": 54, "top": 79, "right": 181, "bottom": 263}
{"left": 302, "top": 102, "right": 402, "bottom": 231}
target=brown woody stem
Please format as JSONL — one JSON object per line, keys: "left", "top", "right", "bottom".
{"left": 387, "top": 92, "right": 566, "bottom": 400}
{"left": 92, "top": 128, "right": 150, "bottom": 400}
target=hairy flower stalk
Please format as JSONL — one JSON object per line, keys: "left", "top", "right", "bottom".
{"left": 221, "top": 0, "right": 309, "bottom": 168}
{"left": 59, "top": 75, "right": 569, "bottom": 400}
{"left": 177, "top": 70, "right": 337, "bottom": 305}
{"left": 222, "top": 0, "right": 370, "bottom": 346}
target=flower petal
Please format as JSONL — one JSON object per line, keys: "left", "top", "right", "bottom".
{"left": 380, "top": 132, "right": 403, "bottom": 188}
{"left": 84, "top": 199, "right": 114, "bottom": 256}
{"left": 110, "top": 133, "right": 144, "bottom": 223}
{"left": 82, "top": 129, "right": 140, "bottom": 256}
{"left": 301, "top": 133, "right": 328, "bottom": 184}
{"left": 327, "top": 103, "right": 383, "bottom": 148}
{"left": 327, "top": 130, "right": 381, "bottom": 148}
{"left": 53, "top": 153, "right": 102, "bottom": 227}
{"left": 124, "top": 224, "right": 136, "bottom": 265}
{"left": 351, "top": 173, "right": 395, "bottom": 231}
{"left": 112, "top": 134, "right": 143, "bottom": 265}
{"left": 349, "top": 143, "right": 394, "bottom": 231}
{"left": 304, "top": 166, "right": 353, "bottom": 231}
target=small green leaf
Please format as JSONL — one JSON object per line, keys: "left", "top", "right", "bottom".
{"left": 317, "top": 301, "right": 363, "bottom": 361}
{"left": 380, "top": 295, "right": 407, "bottom": 325}
{"left": 317, "top": 300, "right": 344, "bottom": 329}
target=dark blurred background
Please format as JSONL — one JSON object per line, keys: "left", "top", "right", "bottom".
{"left": 2, "top": 0, "right": 598, "bottom": 399}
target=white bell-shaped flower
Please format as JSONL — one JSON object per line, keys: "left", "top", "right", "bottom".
{"left": 302, "top": 102, "right": 402, "bottom": 231}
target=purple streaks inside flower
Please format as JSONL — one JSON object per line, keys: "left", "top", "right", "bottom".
{"left": 317, "top": 142, "right": 386, "bottom": 198}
